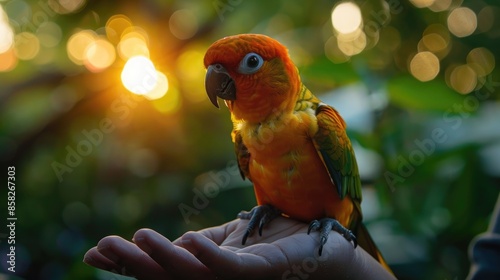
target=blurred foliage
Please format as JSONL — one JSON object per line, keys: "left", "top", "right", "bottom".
{"left": 0, "top": 0, "right": 499, "bottom": 279}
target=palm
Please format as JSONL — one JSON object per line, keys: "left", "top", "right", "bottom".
{"left": 84, "top": 217, "right": 395, "bottom": 280}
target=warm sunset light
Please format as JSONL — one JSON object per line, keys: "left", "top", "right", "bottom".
{"left": 2, "top": 2, "right": 499, "bottom": 280}
{"left": 67, "top": 30, "right": 97, "bottom": 65}
{"left": 121, "top": 56, "right": 158, "bottom": 95}
{"left": 117, "top": 32, "right": 150, "bottom": 60}
{"left": 84, "top": 38, "right": 116, "bottom": 72}
{"left": 0, "top": 20, "right": 14, "bottom": 53}
{"left": 144, "top": 71, "right": 169, "bottom": 100}
{"left": 106, "top": 14, "right": 133, "bottom": 44}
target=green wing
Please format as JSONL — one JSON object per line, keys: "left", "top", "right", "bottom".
{"left": 233, "top": 130, "right": 251, "bottom": 181}
{"left": 313, "top": 104, "right": 362, "bottom": 202}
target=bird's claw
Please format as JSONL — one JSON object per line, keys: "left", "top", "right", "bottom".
{"left": 238, "top": 204, "right": 281, "bottom": 245}
{"left": 308, "top": 218, "right": 357, "bottom": 255}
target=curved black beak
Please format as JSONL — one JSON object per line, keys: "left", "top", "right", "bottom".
{"left": 205, "top": 64, "right": 236, "bottom": 108}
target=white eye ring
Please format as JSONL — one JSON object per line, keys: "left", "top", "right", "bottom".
{"left": 238, "top": 52, "right": 264, "bottom": 74}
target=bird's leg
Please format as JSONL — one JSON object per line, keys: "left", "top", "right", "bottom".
{"left": 237, "top": 204, "right": 282, "bottom": 245}
{"left": 308, "top": 218, "right": 357, "bottom": 255}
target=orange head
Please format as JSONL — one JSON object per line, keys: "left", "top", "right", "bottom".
{"left": 204, "top": 34, "right": 301, "bottom": 123}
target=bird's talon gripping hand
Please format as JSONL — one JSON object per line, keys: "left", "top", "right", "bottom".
{"left": 237, "top": 205, "right": 281, "bottom": 245}
{"left": 308, "top": 218, "right": 357, "bottom": 255}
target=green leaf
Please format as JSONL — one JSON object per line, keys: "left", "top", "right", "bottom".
{"left": 387, "top": 75, "right": 464, "bottom": 112}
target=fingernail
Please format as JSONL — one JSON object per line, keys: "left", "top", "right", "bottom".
{"left": 181, "top": 236, "right": 198, "bottom": 256}
{"left": 98, "top": 246, "right": 119, "bottom": 263}
{"left": 83, "top": 255, "right": 95, "bottom": 266}
{"left": 134, "top": 237, "right": 153, "bottom": 255}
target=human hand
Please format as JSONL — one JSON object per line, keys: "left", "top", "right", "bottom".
{"left": 84, "top": 216, "right": 396, "bottom": 280}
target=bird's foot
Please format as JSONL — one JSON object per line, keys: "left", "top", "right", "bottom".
{"left": 237, "top": 204, "right": 281, "bottom": 245}
{"left": 308, "top": 218, "right": 357, "bottom": 255}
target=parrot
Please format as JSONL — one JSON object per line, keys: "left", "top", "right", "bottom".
{"left": 203, "top": 33, "right": 392, "bottom": 273}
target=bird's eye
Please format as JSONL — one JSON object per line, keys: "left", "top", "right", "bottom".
{"left": 238, "top": 52, "right": 264, "bottom": 74}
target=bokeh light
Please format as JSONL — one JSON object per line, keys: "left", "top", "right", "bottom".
{"left": 410, "top": 0, "right": 435, "bottom": 8}
{"left": 466, "top": 47, "right": 495, "bottom": 77}
{"left": 331, "top": 2, "right": 362, "bottom": 35}
{"left": 448, "top": 64, "right": 477, "bottom": 94}
{"left": 337, "top": 31, "right": 366, "bottom": 56}
{"left": 477, "top": 6, "right": 496, "bottom": 33}
{"left": 447, "top": 7, "right": 477, "bottom": 37}
{"left": 152, "top": 85, "right": 180, "bottom": 114}
{"left": 66, "top": 30, "right": 97, "bottom": 65}
{"left": 324, "top": 35, "right": 349, "bottom": 64}
{"left": 0, "top": 47, "right": 17, "bottom": 71}
{"left": 169, "top": 9, "right": 199, "bottom": 40}
{"left": 419, "top": 24, "right": 451, "bottom": 59}
{"left": 0, "top": 19, "right": 14, "bottom": 53}
{"left": 14, "top": 32, "right": 40, "bottom": 60}
{"left": 36, "top": 21, "right": 62, "bottom": 48}
{"left": 144, "top": 71, "right": 169, "bottom": 100}
{"left": 84, "top": 37, "right": 116, "bottom": 72}
{"left": 106, "top": 14, "right": 132, "bottom": 44}
{"left": 121, "top": 56, "right": 157, "bottom": 95}
{"left": 410, "top": 51, "right": 440, "bottom": 82}
{"left": 117, "top": 31, "right": 150, "bottom": 60}
{"left": 48, "top": 0, "right": 87, "bottom": 14}
{"left": 330, "top": 1, "right": 367, "bottom": 58}
{"left": 176, "top": 49, "right": 206, "bottom": 102}
{"left": 428, "top": 0, "right": 452, "bottom": 12}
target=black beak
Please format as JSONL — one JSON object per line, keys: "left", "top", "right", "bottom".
{"left": 205, "top": 64, "right": 236, "bottom": 108}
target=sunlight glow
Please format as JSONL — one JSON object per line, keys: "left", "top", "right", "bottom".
{"left": 144, "top": 71, "right": 169, "bottom": 100}
{"left": 0, "top": 21, "right": 14, "bottom": 53}
{"left": 331, "top": 2, "right": 362, "bottom": 35}
{"left": 67, "top": 30, "right": 97, "bottom": 65}
{"left": 106, "top": 14, "right": 132, "bottom": 44}
{"left": 117, "top": 32, "right": 149, "bottom": 60}
{"left": 84, "top": 38, "right": 116, "bottom": 72}
{"left": 121, "top": 56, "right": 158, "bottom": 95}
{"left": 176, "top": 49, "right": 206, "bottom": 102}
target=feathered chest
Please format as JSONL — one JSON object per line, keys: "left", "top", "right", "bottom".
{"left": 237, "top": 109, "right": 318, "bottom": 164}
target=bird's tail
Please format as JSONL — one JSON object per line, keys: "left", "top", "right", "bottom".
{"left": 356, "top": 223, "right": 394, "bottom": 275}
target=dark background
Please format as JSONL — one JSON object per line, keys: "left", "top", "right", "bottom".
{"left": 0, "top": 0, "right": 499, "bottom": 279}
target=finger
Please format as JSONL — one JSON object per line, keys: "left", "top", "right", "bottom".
{"left": 84, "top": 246, "right": 122, "bottom": 272}
{"left": 173, "top": 220, "right": 239, "bottom": 247}
{"left": 94, "top": 235, "right": 167, "bottom": 280}
{"left": 133, "top": 229, "right": 214, "bottom": 280}
{"left": 181, "top": 232, "right": 281, "bottom": 279}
